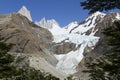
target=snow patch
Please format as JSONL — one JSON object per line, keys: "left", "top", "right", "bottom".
{"left": 116, "top": 13, "right": 120, "bottom": 20}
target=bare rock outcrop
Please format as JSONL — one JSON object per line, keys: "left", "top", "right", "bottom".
{"left": 0, "top": 13, "right": 53, "bottom": 54}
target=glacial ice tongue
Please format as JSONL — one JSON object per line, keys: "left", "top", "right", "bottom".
{"left": 55, "top": 35, "right": 100, "bottom": 74}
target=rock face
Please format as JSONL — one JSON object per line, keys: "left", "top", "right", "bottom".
{"left": 18, "top": 6, "right": 32, "bottom": 21}
{"left": 50, "top": 42, "right": 76, "bottom": 55}
{"left": 0, "top": 13, "right": 52, "bottom": 54}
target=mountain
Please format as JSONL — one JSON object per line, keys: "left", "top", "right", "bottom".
{"left": 18, "top": 6, "right": 32, "bottom": 21}
{"left": 0, "top": 13, "right": 67, "bottom": 79}
{"left": 0, "top": 6, "right": 120, "bottom": 80}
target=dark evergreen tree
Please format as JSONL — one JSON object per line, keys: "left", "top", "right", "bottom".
{"left": 103, "top": 20, "right": 120, "bottom": 53}
{"left": 80, "top": 0, "right": 120, "bottom": 14}
{"left": 15, "top": 68, "right": 60, "bottom": 80}
{"left": 83, "top": 20, "right": 120, "bottom": 80}
{"left": 0, "top": 40, "right": 20, "bottom": 79}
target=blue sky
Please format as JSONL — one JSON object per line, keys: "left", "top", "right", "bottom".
{"left": 0, "top": 0, "right": 119, "bottom": 27}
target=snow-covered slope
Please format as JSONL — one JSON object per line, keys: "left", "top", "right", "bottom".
{"left": 69, "top": 11, "right": 106, "bottom": 34}
{"left": 53, "top": 11, "right": 106, "bottom": 42}
{"left": 18, "top": 6, "right": 32, "bottom": 21}
{"left": 64, "top": 21, "right": 78, "bottom": 33}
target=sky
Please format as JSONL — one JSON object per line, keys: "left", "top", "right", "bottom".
{"left": 0, "top": 0, "right": 119, "bottom": 27}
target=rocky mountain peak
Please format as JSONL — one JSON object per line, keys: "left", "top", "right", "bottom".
{"left": 18, "top": 6, "right": 32, "bottom": 21}
{"left": 68, "top": 11, "right": 106, "bottom": 34}
{"left": 35, "top": 17, "right": 46, "bottom": 28}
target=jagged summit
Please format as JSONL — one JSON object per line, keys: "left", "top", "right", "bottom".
{"left": 36, "top": 17, "right": 60, "bottom": 28}
{"left": 35, "top": 18, "right": 66, "bottom": 35}
{"left": 35, "top": 17, "right": 46, "bottom": 28}
{"left": 18, "top": 6, "right": 32, "bottom": 21}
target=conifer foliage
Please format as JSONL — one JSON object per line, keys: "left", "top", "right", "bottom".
{"left": 14, "top": 68, "right": 60, "bottom": 80}
{"left": 0, "top": 40, "right": 19, "bottom": 79}
{"left": 80, "top": 0, "right": 120, "bottom": 14}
